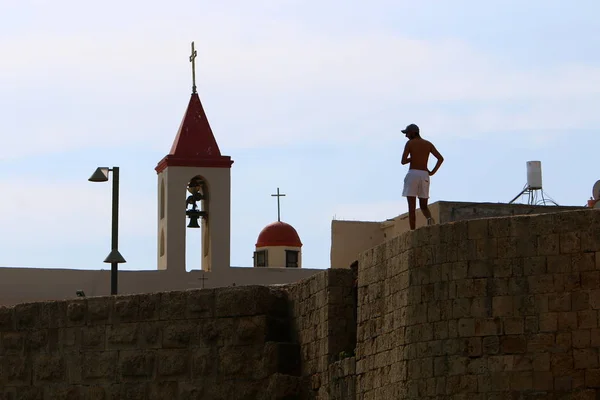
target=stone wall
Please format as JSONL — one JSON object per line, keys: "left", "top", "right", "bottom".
{"left": 0, "top": 286, "right": 304, "bottom": 400}
{"left": 286, "top": 269, "right": 357, "bottom": 399}
{"left": 356, "top": 209, "right": 600, "bottom": 399}
{"left": 0, "top": 269, "right": 357, "bottom": 400}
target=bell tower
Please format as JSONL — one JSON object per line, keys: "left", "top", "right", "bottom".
{"left": 155, "top": 42, "right": 233, "bottom": 273}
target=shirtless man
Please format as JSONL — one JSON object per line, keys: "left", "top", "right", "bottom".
{"left": 400, "top": 124, "right": 444, "bottom": 230}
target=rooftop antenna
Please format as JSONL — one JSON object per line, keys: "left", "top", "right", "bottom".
{"left": 508, "top": 161, "right": 559, "bottom": 206}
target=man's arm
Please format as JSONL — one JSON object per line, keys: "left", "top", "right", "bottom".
{"left": 401, "top": 142, "right": 411, "bottom": 165}
{"left": 428, "top": 144, "right": 444, "bottom": 175}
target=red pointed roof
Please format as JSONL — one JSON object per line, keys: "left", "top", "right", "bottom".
{"left": 156, "top": 93, "right": 233, "bottom": 173}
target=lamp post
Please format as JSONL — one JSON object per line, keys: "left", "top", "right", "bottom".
{"left": 88, "top": 166, "right": 126, "bottom": 295}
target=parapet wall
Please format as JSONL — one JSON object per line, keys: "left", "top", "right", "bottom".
{"left": 0, "top": 269, "right": 357, "bottom": 400}
{"left": 287, "top": 269, "right": 357, "bottom": 399}
{"left": 0, "top": 286, "right": 301, "bottom": 399}
{"left": 357, "top": 209, "right": 600, "bottom": 399}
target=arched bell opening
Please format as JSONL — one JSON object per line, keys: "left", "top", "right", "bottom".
{"left": 185, "top": 175, "right": 210, "bottom": 272}
{"left": 160, "top": 178, "right": 165, "bottom": 220}
{"left": 159, "top": 229, "right": 165, "bottom": 257}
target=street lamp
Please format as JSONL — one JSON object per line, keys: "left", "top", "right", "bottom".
{"left": 88, "top": 166, "right": 126, "bottom": 295}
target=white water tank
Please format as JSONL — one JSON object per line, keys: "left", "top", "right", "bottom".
{"left": 527, "top": 161, "right": 542, "bottom": 189}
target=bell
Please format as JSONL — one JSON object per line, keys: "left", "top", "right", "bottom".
{"left": 187, "top": 215, "right": 200, "bottom": 228}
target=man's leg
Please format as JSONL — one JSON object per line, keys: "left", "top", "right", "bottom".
{"left": 407, "top": 196, "right": 417, "bottom": 230}
{"left": 419, "top": 197, "right": 434, "bottom": 225}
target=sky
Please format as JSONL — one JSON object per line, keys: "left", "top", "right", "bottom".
{"left": 1, "top": 0, "right": 599, "bottom": 271}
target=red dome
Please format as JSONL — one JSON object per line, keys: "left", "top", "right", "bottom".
{"left": 256, "top": 221, "right": 302, "bottom": 248}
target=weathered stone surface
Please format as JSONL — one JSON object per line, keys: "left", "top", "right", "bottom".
{"left": 4, "top": 210, "right": 600, "bottom": 399}
{"left": 355, "top": 210, "right": 600, "bottom": 399}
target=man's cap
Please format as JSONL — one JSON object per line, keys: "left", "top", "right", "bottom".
{"left": 401, "top": 123, "right": 419, "bottom": 134}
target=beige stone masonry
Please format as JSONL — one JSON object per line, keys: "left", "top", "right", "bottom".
{"left": 356, "top": 209, "right": 600, "bottom": 400}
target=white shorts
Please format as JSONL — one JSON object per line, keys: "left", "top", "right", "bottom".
{"left": 402, "top": 169, "right": 430, "bottom": 199}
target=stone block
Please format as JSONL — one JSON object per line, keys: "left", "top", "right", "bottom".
{"left": 468, "top": 261, "right": 493, "bottom": 278}
{"left": 581, "top": 271, "right": 600, "bottom": 290}
{"left": 108, "top": 383, "right": 151, "bottom": 400}
{"left": 217, "top": 345, "right": 264, "bottom": 378}
{"left": 474, "top": 318, "right": 502, "bottom": 337}
{"left": 81, "top": 351, "right": 118, "bottom": 382}
{"left": 0, "top": 306, "right": 15, "bottom": 331}
{"left": 590, "top": 289, "right": 600, "bottom": 309}
{"left": 538, "top": 313, "right": 557, "bottom": 332}
{"left": 456, "top": 279, "right": 487, "bottom": 298}
{"left": 525, "top": 316, "right": 539, "bottom": 334}
{"left": 2, "top": 331, "right": 24, "bottom": 354}
{"left": 471, "top": 298, "right": 491, "bottom": 318}
{"left": 514, "top": 295, "right": 539, "bottom": 316}
{"left": 163, "top": 322, "right": 197, "bottom": 349}
{"left": 527, "top": 333, "right": 554, "bottom": 353}
{"left": 537, "top": 234, "right": 560, "bottom": 256}
{"left": 490, "top": 278, "right": 509, "bottom": 297}
{"left": 87, "top": 298, "right": 111, "bottom": 324}
{"left": 452, "top": 262, "right": 468, "bottom": 280}
{"left": 149, "top": 382, "right": 179, "bottom": 400}
{"left": 107, "top": 323, "right": 139, "bottom": 349}
{"left": 509, "top": 277, "right": 528, "bottom": 295}
{"left": 14, "top": 303, "right": 42, "bottom": 331}
{"left": 572, "top": 291, "right": 590, "bottom": 311}
{"left": 33, "top": 354, "right": 65, "bottom": 382}
{"left": 215, "top": 286, "right": 287, "bottom": 318}
{"left": 452, "top": 298, "right": 472, "bottom": 319}
{"left": 488, "top": 355, "right": 513, "bottom": 372}
{"left": 551, "top": 352, "right": 574, "bottom": 376}
{"left": 573, "top": 329, "right": 591, "bottom": 348}
{"left": 457, "top": 318, "right": 475, "bottom": 337}
{"left": 66, "top": 300, "right": 87, "bottom": 327}
{"left": 548, "top": 293, "right": 571, "bottom": 312}
{"left": 556, "top": 332, "right": 572, "bottom": 352}
{"left": 585, "top": 369, "right": 600, "bottom": 387}
{"left": 488, "top": 217, "right": 511, "bottom": 238}
{"left": 527, "top": 275, "right": 554, "bottom": 294}
{"left": 27, "top": 329, "right": 51, "bottom": 353}
{"left": 504, "top": 318, "right": 524, "bottom": 335}
{"left": 532, "top": 352, "right": 550, "bottom": 371}
{"left": 578, "top": 310, "right": 598, "bottom": 329}
{"left": 560, "top": 232, "right": 582, "bottom": 254}
{"left": 517, "top": 235, "right": 539, "bottom": 258}
{"left": 581, "top": 227, "right": 600, "bottom": 252}
{"left": 557, "top": 312, "right": 578, "bottom": 331}
{"left": 500, "top": 335, "right": 526, "bottom": 354}
{"left": 157, "top": 349, "right": 190, "bottom": 378}
{"left": 119, "top": 350, "right": 155, "bottom": 379}
{"left": 497, "top": 236, "right": 519, "bottom": 259}
{"left": 43, "top": 386, "right": 87, "bottom": 399}
{"left": 547, "top": 254, "right": 571, "bottom": 274}
{"left": 523, "top": 256, "right": 547, "bottom": 276}
{"left": 574, "top": 348, "right": 599, "bottom": 369}
{"left": 468, "top": 219, "right": 489, "bottom": 240}
{"left": 533, "top": 371, "right": 554, "bottom": 391}
{"left": 513, "top": 354, "right": 532, "bottom": 371}
{"left": 555, "top": 273, "right": 581, "bottom": 292}
{"left": 82, "top": 325, "right": 105, "bottom": 349}
{"left": 160, "top": 291, "right": 187, "bottom": 320}
{"left": 572, "top": 252, "right": 596, "bottom": 272}
{"left": 492, "top": 297, "right": 514, "bottom": 317}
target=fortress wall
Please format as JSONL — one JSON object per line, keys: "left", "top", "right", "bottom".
{"left": 0, "top": 285, "right": 301, "bottom": 400}
{"left": 356, "top": 209, "right": 600, "bottom": 399}
{"left": 286, "top": 269, "right": 357, "bottom": 399}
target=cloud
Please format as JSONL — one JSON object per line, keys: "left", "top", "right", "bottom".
{"left": 0, "top": 2, "right": 599, "bottom": 159}
{"left": 0, "top": 178, "right": 156, "bottom": 244}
